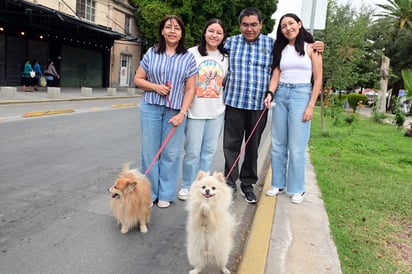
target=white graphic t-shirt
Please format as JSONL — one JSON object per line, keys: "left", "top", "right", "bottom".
{"left": 188, "top": 47, "right": 228, "bottom": 119}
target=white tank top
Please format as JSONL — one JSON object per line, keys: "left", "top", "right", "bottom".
{"left": 279, "top": 42, "right": 312, "bottom": 84}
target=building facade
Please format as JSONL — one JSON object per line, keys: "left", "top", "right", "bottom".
{"left": 0, "top": 0, "right": 142, "bottom": 88}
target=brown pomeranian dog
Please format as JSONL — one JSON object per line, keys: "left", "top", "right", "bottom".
{"left": 108, "top": 163, "right": 152, "bottom": 234}
{"left": 186, "top": 171, "right": 236, "bottom": 274}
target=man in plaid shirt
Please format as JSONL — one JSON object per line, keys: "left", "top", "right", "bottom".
{"left": 223, "top": 7, "right": 273, "bottom": 204}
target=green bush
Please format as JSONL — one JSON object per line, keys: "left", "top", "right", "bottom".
{"left": 390, "top": 96, "right": 406, "bottom": 129}
{"left": 371, "top": 109, "right": 387, "bottom": 123}
{"left": 343, "top": 112, "right": 358, "bottom": 125}
{"left": 347, "top": 93, "right": 368, "bottom": 112}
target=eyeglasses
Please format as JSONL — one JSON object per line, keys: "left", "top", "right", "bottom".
{"left": 241, "top": 22, "right": 259, "bottom": 29}
{"left": 164, "top": 25, "right": 181, "bottom": 32}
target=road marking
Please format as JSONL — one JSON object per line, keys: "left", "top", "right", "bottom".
{"left": 111, "top": 102, "right": 137, "bottom": 108}
{"left": 5, "top": 103, "right": 138, "bottom": 121}
{"left": 23, "top": 109, "right": 75, "bottom": 118}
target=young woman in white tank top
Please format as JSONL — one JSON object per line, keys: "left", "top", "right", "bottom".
{"left": 263, "top": 13, "right": 323, "bottom": 204}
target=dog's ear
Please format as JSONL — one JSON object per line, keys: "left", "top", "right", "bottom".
{"left": 212, "top": 172, "right": 226, "bottom": 184}
{"left": 126, "top": 173, "right": 135, "bottom": 180}
{"left": 196, "top": 170, "right": 208, "bottom": 180}
{"left": 125, "top": 181, "right": 137, "bottom": 193}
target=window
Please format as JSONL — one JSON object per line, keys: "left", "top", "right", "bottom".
{"left": 125, "top": 15, "right": 131, "bottom": 35}
{"left": 76, "top": 0, "right": 95, "bottom": 22}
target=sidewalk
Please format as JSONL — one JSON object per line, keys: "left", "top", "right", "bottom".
{"left": 0, "top": 86, "right": 343, "bottom": 274}
{"left": 0, "top": 86, "right": 141, "bottom": 105}
{"left": 239, "top": 152, "right": 343, "bottom": 274}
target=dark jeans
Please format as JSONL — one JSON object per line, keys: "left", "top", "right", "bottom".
{"left": 223, "top": 105, "right": 268, "bottom": 192}
{"left": 45, "top": 73, "right": 59, "bottom": 87}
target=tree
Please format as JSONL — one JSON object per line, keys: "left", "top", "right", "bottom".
{"left": 370, "top": 0, "right": 412, "bottom": 98}
{"left": 319, "top": 0, "right": 376, "bottom": 91}
{"left": 401, "top": 69, "right": 412, "bottom": 96}
{"left": 376, "top": 0, "right": 412, "bottom": 29}
{"left": 317, "top": 1, "right": 376, "bottom": 134}
{"left": 130, "top": 0, "right": 277, "bottom": 50}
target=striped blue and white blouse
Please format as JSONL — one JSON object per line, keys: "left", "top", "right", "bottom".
{"left": 140, "top": 47, "right": 197, "bottom": 110}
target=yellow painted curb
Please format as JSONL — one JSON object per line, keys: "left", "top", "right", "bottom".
{"left": 23, "top": 109, "right": 75, "bottom": 118}
{"left": 237, "top": 166, "right": 275, "bottom": 274}
{"left": 111, "top": 102, "right": 137, "bottom": 108}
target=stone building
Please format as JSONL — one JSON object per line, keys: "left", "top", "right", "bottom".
{"left": 0, "top": 0, "right": 142, "bottom": 88}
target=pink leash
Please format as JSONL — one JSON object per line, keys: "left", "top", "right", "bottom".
{"left": 144, "top": 95, "right": 177, "bottom": 176}
{"left": 225, "top": 106, "right": 269, "bottom": 180}
{"left": 144, "top": 126, "right": 176, "bottom": 176}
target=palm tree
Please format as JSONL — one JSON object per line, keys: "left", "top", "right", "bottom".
{"left": 377, "top": 0, "right": 412, "bottom": 29}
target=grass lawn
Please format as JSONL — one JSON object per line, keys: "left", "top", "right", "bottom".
{"left": 309, "top": 108, "right": 412, "bottom": 273}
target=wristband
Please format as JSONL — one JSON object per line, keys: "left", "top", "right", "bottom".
{"left": 180, "top": 110, "right": 187, "bottom": 117}
{"left": 265, "top": 90, "right": 275, "bottom": 102}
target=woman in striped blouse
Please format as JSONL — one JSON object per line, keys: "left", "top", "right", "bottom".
{"left": 134, "top": 15, "right": 197, "bottom": 208}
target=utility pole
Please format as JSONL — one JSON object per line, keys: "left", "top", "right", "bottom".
{"left": 379, "top": 56, "right": 390, "bottom": 113}
{"left": 309, "top": 0, "right": 317, "bottom": 35}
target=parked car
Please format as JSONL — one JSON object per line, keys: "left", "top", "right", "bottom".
{"left": 364, "top": 91, "right": 377, "bottom": 107}
{"left": 398, "top": 95, "right": 412, "bottom": 116}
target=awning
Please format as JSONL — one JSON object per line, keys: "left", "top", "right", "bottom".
{"left": 0, "top": 0, "right": 123, "bottom": 47}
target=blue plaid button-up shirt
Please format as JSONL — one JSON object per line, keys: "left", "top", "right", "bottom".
{"left": 224, "top": 34, "right": 274, "bottom": 110}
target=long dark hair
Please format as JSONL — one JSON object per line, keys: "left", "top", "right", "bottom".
{"left": 197, "top": 18, "right": 228, "bottom": 58}
{"left": 272, "top": 13, "right": 314, "bottom": 69}
{"left": 156, "top": 15, "right": 187, "bottom": 54}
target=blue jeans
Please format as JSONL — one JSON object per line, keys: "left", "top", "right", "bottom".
{"left": 270, "top": 82, "right": 312, "bottom": 194}
{"left": 140, "top": 102, "right": 186, "bottom": 201}
{"left": 181, "top": 113, "right": 224, "bottom": 189}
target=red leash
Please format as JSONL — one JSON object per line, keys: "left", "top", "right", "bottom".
{"left": 225, "top": 106, "right": 268, "bottom": 180}
{"left": 144, "top": 95, "right": 177, "bottom": 176}
{"left": 144, "top": 126, "right": 176, "bottom": 176}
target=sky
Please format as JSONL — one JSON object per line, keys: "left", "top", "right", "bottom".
{"left": 269, "top": 0, "right": 389, "bottom": 37}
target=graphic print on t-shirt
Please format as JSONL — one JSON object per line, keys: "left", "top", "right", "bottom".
{"left": 196, "top": 60, "right": 224, "bottom": 98}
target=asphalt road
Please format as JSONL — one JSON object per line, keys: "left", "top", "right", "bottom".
{"left": 0, "top": 103, "right": 227, "bottom": 274}
{"left": 0, "top": 94, "right": 277, "bottom": 274}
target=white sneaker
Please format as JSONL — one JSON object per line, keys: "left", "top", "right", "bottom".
{"left": 265, "top": 187, "right": 285, "bottom": 197}
{"left": 291, "top": 192, "right": 306, "bottom": 204}
{"left": 157, "top": 200, "right": 170, "bottom": 208}
{"left": 178, "top": 188, "right": 189, "bottom": 201}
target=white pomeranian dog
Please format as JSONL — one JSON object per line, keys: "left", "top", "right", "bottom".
{"left": 186, "top": 171, "right": 236, "bottom": 274}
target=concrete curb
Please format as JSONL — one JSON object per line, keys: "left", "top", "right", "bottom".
{"left": 0, "top": 95, "right": 139, "bottom": 105}
{"left": 237, "top": 167, "right": 277, "bottom": 274}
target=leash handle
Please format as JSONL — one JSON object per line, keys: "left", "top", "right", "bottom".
{"left": 225, "top": 106, "right": 268, "bottom": 180}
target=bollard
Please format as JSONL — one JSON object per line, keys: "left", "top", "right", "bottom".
{"left": 127, "top": 88, "right": 136, "bottom": 96}
{"left": 107, "top": 87, "right": 117, "bottom": 96}
{"left": 81, "top": 87, "right": 92, "bottom": 97}
{"left": 0, "top": 87, "right": 17, "bottom": 99}
{"left": 47, "top": 87, "right": 60, "bottom": 98}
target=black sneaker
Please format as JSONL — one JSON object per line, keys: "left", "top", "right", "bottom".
{"left": 242, "top": 191, "right": 257, "bottom": 204}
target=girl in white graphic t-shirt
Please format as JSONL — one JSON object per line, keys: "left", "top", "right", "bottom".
{"left": 178, "top": 18, "right": 229, "bottom": 200}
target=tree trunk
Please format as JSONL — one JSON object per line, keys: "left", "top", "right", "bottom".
{"left": 378, "top": 56, "right": 390, "bottom": 113}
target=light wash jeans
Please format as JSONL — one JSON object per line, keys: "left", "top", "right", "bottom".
{"left": 181, "top": 113, "right": 224, "bottom": 189}
{"left": 140, "top": 101, "right": 186, "bottom": 201}
{"left": 270, "top": 82, "right": 312, "bottom": 194}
